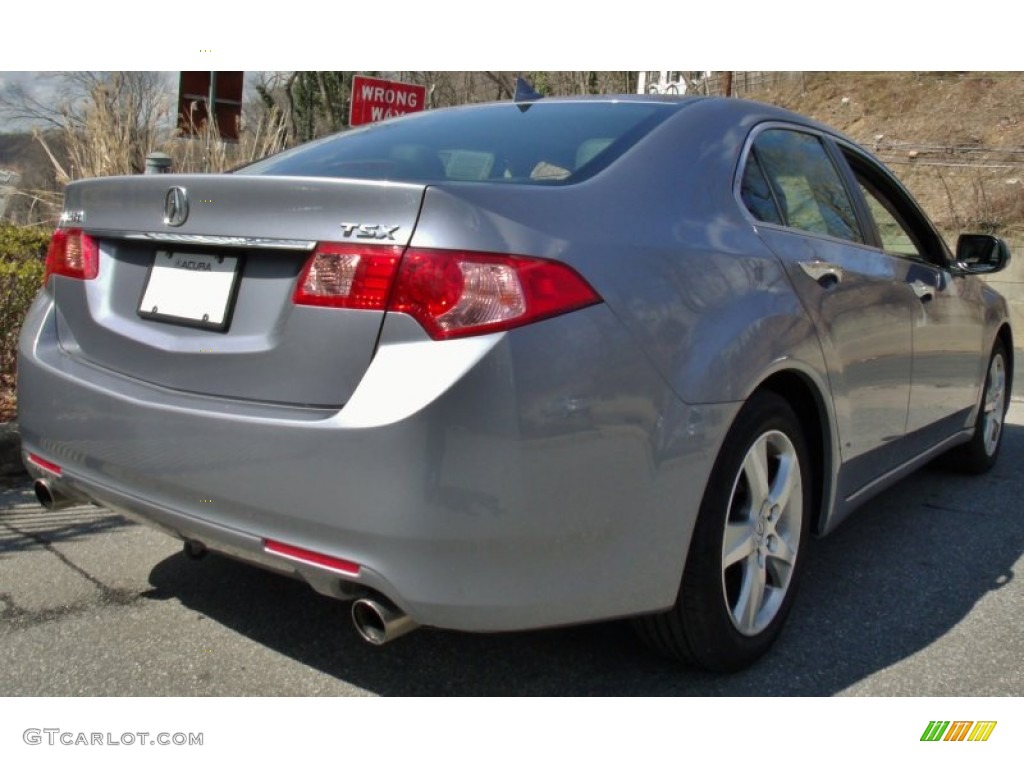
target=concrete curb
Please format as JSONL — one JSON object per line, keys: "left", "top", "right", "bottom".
{"left": 0, "top": 421, "right": 27, "bottom": 480}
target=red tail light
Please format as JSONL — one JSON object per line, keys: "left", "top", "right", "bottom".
{"left": 292, "top": 243, "right": 403, "bottom": 310}
{"left": 294, "top": 243, "right": 601, "bottom": 340}
{"left": 44, "top": 228, "right": 99, "bottom": 283}
{"left": 389, "top": 249, "right": 601, "bottom": 339}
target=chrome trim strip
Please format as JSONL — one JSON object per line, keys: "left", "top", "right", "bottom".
{"left": 121, "top": 233, "right": 317, "bottom": 250}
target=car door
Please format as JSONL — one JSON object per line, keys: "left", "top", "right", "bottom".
{"left": 837, "top": 145, "right": 988, "bottom": 442}
{"left": 739, "top": 125, "right": 919, "bottom": 495}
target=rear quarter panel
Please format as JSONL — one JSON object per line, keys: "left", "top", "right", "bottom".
{"left": 412, "top": 99, "right": 831, "bottom": 409}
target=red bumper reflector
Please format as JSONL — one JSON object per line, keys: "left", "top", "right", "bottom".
{"left": 264, "top": 539, "right": 361, "bottom": 577}
{"left": 27, "top": 454, "right": 62, "bottom": 476}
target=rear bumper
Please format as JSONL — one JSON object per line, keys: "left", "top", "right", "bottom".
{"left": 18, "top": 291, "right": 734, "bottom": 631}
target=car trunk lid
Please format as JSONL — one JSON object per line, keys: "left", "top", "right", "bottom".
{"left": 52, "top": 174, "right": 425, "bottom": 408}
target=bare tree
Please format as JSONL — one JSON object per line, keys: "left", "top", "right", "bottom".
{"left": 482, "top": 72, "right": 516, "bottom": 100}
{"left": 0, "top": 72, "right": 172, "bottom": 181}
{"left": 1, "top": 72, "right": 291, "bottom": 222}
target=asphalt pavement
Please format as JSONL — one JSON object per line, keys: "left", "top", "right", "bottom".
{"left": 2, "top": 404, "right": 1023, "bottom": 696}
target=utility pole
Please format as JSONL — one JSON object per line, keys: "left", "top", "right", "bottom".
{"left": 205, "top": 71, "right": 218, "bottom": 173}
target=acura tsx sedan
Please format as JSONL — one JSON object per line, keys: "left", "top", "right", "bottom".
{"left": 19, "top": 95, "right": 1012, "bottom": 671}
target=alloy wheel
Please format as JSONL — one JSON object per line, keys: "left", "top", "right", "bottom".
{"left": 982, "top": 352, "right": 1006, "bottom": 457}
{"left": 721, "top": 430, "right": 803, "bottom": 636}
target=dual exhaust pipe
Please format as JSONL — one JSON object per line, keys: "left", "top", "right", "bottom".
{"left": 33, "top": 479, "right": 79, "bottom": 511}
{"left": 351, "top": 597, "right": 418, "bottom": 646}
{"left": 33, "top": 477, "right": 417, "bottom": 646}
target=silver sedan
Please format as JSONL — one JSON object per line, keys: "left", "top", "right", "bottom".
{"left": 19, "top": 96, "right": 1012, "bottom": 670}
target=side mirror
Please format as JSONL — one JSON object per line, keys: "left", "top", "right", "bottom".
{"left": 956, "top": 234, "right": 1011, "bottom": 275}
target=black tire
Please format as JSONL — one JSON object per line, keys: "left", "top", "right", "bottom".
{"left": 949, "top": 340, "right": 1009, "bottom": 474}
{"left": 634, "top": 391, "right": 812, "bottom": 671}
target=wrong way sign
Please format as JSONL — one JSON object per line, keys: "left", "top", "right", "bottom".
{"left": 349, "top": 75, "right": 427, "bottom": 127}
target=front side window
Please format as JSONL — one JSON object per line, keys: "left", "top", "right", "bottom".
{"left": 841, "top": 147, "right": 949, "bottom": 265}
{"left": 858, "top": 181, "right": 921, "bottom": 258}
{"left": 743, "top": 129, "right": 863, "bottom": 244}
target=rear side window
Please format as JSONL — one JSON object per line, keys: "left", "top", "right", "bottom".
{"left": 743, "top": 129, "right": 863, "bottom": 243}
{"left": 237, "top": 102, "right": 675, "bottom": 185}
{"left": 740, "top": 153, "right": 784, "bottom": 226}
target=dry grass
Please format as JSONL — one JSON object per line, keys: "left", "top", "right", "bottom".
{"left": 169, "top": 103, "right": 289, "bottom": 174}
{"left": 26, "top": 81, "right": 290, "bottom": 224}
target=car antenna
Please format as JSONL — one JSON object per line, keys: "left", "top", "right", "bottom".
{"left": 514, "top": 75, "right": 542, "bottom": 112}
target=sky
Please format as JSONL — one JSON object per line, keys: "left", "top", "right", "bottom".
{"left": 0, "top": 72, "right": 45, "bottom": 94}
{"left": 0, "top": 72, "right": 61, "bottom": 131}
{"left": 0, "top": 1, "right": 1014, "bottom": 77}
{"left": 0, "top": 0, "right": 1016, "bottom": 132}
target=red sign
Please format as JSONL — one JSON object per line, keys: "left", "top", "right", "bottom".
{"left": 349, "top": 75, "right": 427, "bottom": 127}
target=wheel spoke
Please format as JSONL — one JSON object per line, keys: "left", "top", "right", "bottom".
{"left": 986, "top": 415, "right": 1002, "bottom": 451}
{"left": 734, "top": 558, "right": 767, "bottom": 633}
{"left": 768, "top": 453, "right": 796, "bottom": 511}
{"left": 723, "top": 522, "right": 756, "bottom": 568}
{"left": 984, "top": 391, "right": 1001, "bottom": 413}
{"left": 741, "top": 437, "right": 771, "bottom": 505}
{"left": 987, "top": 405, "right": 1003, "bottom": 432}
{"left": 984, "top": 368, "right": 1004, "bottom": 412}
{"left": 766, "top": 534, "right": 796, "bottom": 587}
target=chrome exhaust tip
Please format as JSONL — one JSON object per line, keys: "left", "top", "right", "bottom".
{"left": 351, "top": 597, "right": 418, "bottom": 646}
{"left": 33, "top": 479, "right": 78, "bottom": 511}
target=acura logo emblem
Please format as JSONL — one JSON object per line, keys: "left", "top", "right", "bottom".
{"left": 164, "top": 187, "right": 189, "bottom": 227}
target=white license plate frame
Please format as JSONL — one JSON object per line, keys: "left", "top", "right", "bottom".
{"left": 137, "top": 250, "right": 242, "bottom": 332}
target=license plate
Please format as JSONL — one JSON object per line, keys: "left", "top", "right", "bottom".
{"left": 138, "top": 251, "right": 241, "bottom": 331}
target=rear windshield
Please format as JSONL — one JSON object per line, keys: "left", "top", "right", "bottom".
{"left": 236, "top": 102, "right": 675, "bottom": 185}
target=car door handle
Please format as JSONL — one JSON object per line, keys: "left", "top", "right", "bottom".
{"left": 909, "top": 281, "right": 935, "bottom": 303}
{"left": 798, "top": 260, "right": 842, "bottom": 287}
